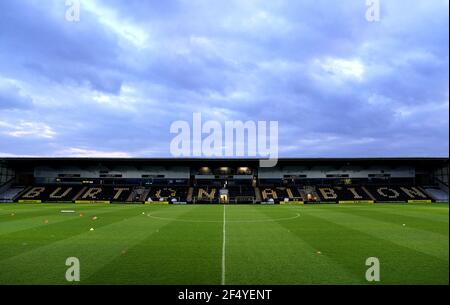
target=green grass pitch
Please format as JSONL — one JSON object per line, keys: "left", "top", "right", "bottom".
{"left": 0, "top": 203, "right": 448, "bottom": 285}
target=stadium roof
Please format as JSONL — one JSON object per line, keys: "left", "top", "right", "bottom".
{"left": 1, "top": 157, "right": 448, "bottom": 169}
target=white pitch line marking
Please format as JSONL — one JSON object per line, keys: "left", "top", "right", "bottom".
{"left": 146, "top": 213, "right": 300, "bottom": 223}
{"left": 221, "top": 204, "right": 226, "bottom": 285}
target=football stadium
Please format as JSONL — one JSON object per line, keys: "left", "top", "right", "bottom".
{"left": 0, "top": 0, "right": 449, "bottom": 298}
{"left": 0, "top": 157, "right": 448, "bottom": 285}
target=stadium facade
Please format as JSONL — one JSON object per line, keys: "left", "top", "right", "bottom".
{"left": 0, "top": 157, "right": 448, "bottom": 204}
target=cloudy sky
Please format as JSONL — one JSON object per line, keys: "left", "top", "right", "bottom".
{"left": 0, "top": 0, "right": 448, "bottom": 158}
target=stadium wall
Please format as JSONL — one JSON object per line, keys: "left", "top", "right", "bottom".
{"left": 259, "top": 165, "right": 415, "bottom": 179}
{"left": 0, "top": 163, "right": 15, "bottom": 186}
{"left": 34, "top": 166, "right": 190, "bottom": 180}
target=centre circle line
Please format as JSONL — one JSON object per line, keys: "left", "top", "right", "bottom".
{"left": 146, "top": 212, "right": 300, "bottom": 223}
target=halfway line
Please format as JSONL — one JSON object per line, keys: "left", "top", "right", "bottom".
{"left": 221, "top": 204, "right": 226, "bottom": 285}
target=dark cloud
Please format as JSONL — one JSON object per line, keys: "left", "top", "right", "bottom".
{"left": 0, "top": 83, "right": 33, "bottom": 109}
{"left": 0, "top": 0, "right": 124, "bottom": 94}
{"left": 0, "top": 0, "right": 448, "bottom": 157}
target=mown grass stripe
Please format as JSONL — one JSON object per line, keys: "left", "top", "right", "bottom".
{"left": 339, "top": 208, "right": 448, "bottom": 235}
{"left": 85, "top": 205, "right": 222, "bottom": 284}
{"left": 303, "top": 206, "right": 448, "bottom": 261}
{"left": 0, "top": 205, "right": 166, "bottom": 262}
{"left": 224, "top": 205, "right": 362, "bottom": 284}
{"left": 339, "top": 204, "right": 449, "bottom": 223}
{"left": 268, "top": 206, "right": 448, "bottom": 284}
{"left": 0, "top": 205, "right": 134, "bottom": 236}
{"left": 0, "top": 207, "right": 178, "bottom": 284}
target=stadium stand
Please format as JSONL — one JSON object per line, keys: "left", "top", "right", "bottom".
{"left": 259, "top": 186, "right": 302, "bottom": 203}
{"left": 147, "top": 186, "right": 188, "bottom": 203}
{"left": 0, "top": 186, "right": 25, "bottom": 203}
{"left": 76, "top": 186, "right": 132, "bottom": 202}
{"left": 228, "top": 185, "right": 256, "bottom": 203}
{"left": 11, "top": 183, "right": 435, "bottom": 204}
{"left": 364, "top": 185, "right": 432, "bottom": 202}
{"left": 127, "top": 186, "right": 151, "bottom": 203}
{"left": 192, "top": 186, "right": 219, "bottom": 203}
{"left": 297, "top": 186, "right": 320, "bottom": 202}
{"left": 423, "top": 186, "right": 449, "bottom": 202}
{"left": 17, "top": 185, "right": 84, "bottom": 202}
{"left": 1, "top": 157, "right": 447, "bottom": 204}
{"left": 316, "top": 186, "right": 373, "bottom": 203}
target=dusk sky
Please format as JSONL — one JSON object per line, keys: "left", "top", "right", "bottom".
{"left": 0, "top": 0, "right": 448, "bottom": 158}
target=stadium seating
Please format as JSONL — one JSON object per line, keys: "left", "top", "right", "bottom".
{"left": 423, "top": 186, "right": 449, "bottom": 202}
{"left": 316, "top": 186, "right": 373, "bottom": 203}
{"left": 14, "top": 185, "right": 190, "bottom": 203}
{"left": 146, "top": 186, "right": 188, "bottom": 202}
{"left": 16, "top": 185, "right": 136, "bottom": 203}
{"left": 297, "top": 186, "right": 320, "bottom": 202}
{"left": 10, "top": 183, "right": 436, "bottom": 204}
{"left": 259, "top": 186, "right": 302, "bottom": 203}
{"left": 364, "top": 185, "right": 432, "bottom": 202}
{"left": 192, "top": 186, "right": 218, "bottom": 203}
{"left": 0, "top": 186, "right": 25, "bottom": 203}
{"left": 227, "top": 185, "right": 256, "bottom": 203}
{"left": 127, "top": 187, "right": 150, "bottom": 202}
{"left": 16, "top": 185, "right": 84, "bottom": 202}
{"left": 76, "top": 186, "right": 132, "bottom": 202}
